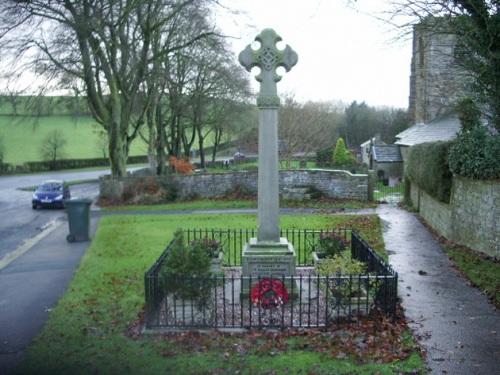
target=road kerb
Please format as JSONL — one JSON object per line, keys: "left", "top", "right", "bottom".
{"left": 0, "top": 219, "right": 64, "bottom": 271}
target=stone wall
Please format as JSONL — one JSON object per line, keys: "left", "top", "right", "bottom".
{"left": 409, "top": 178, "right": 500, "bottom": 257}
{"left": 412, "top": 182, "right": 453, "bottom": 238}
{"left": 451, "top": 177, "right": 500, "bottom": 257}
{"left": 100, "top": 169, "right": 370, "bottom": 202}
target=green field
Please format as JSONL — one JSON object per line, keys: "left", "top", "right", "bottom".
{"left": 0, "top": 115, "right": 148, "bottom": 164}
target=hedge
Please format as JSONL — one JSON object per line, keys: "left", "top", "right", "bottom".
{"left": 448, "top": 126, "right": 500, "bottom": 180}
{"left": 406, "top": 141, "right": 453, "bottom": 203}
{"left": 0, "top": 155, "right": 148, "bottom": 175}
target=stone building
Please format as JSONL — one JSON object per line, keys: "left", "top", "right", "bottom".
{"left": 369, "top": 145, "right": 403, "bottom": 186}
{"left": 397, "top": 21, "right": 468, "bottom": 161}
{"left": 408, "top": 22, "right": 469, "bottom": 125}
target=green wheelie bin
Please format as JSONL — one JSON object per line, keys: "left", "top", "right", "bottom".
{"left": 65, "top": 198, "right": 92, "bottom": 242}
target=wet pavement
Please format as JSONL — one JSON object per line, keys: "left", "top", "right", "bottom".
{"left": 377, "top": 205, "right": 499, "bottom": 375}
{"left": 0, "top": 217, "right": 99, "bottom": 374}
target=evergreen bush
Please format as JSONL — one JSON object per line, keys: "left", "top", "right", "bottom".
{"left": 448, "top": 126, "right": 500, "bottom": 180}
{"left": 317, "top": 232, "right": 347, "bottom": 258}
{"left": 406, "top": 142, "right": 453, "bottom": 203}
{"left": 332, "top": 138, "right": 356, "bottom": 168}
{"left": 161, "top": 230, "right": 211, "bottom": 303}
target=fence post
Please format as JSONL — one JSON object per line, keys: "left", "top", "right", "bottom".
{"left": 367, "top": 169, "right": 376, "bottom": 201}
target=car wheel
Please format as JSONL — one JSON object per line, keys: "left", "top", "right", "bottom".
{"left": 32, "top": 204, "right": 37, "bottom": 210}
{"left": 66, "top": 234, "right": 75, "bottom": 243}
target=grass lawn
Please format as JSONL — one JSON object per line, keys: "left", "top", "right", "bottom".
{"left": 103, "top": 198, "right": 377, "bottom": 212}
{"left": 444, "top": 245, "right": 500, "bottom": 308}
{"left": 16, "top": 214, "right": 424, "bottom": 374}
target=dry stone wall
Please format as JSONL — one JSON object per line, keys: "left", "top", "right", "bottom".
{"left": 409, "top": 177, "right": 500, "bottom": 257}
{"left": 451, "top": 177, "right": 500, "bottom": 257}
{"left": 100, "top": 169, "right": 370, "bottom": 202}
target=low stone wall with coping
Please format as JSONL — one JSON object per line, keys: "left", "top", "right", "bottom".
{"left": 409, "top": 177, "right": 500, "bottom": 257}
{"left": 99, "top": 169, "right": 370, "bottom": 202}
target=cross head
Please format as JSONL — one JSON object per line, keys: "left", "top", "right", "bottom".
{"left": 239, "top": 28, "right": 298, "bottom": 108}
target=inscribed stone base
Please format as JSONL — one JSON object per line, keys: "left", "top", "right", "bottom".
{"left": 241, "top": 237, "right": 297, "bottom": 297}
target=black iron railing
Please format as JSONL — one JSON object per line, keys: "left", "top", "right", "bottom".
{"left": 185, "top": 228, "right": 350, "bottom": 266}
{"left": 144, "top": 229, "right": 398, "bottom": 330}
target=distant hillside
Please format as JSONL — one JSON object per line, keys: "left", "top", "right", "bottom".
{"left": 0, "top": 95, "right": 90, "bottom": 116}
{"left": 0, "top": 115, "right": 148, "bottom": 165}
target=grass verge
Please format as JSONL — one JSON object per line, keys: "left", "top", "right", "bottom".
{"left": 443, "top": 245, "right": 500, "bottom": 308}
{"left": 17, "top": 178, "right": 99, "bottom": 191}
{"left": 103, "top": 198, "right": 377, "bottom": 212}
{"left": 16, "top": 214, "right": 423, "bottom": 374}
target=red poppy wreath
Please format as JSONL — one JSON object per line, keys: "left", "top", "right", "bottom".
{"left": 250, "top": 278, "right": 289, "bottom": 309}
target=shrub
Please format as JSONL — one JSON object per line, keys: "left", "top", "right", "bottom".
{"left": 189, "top": 237, "right": 221, "bottom": 259}
{"left": 169, "top": 156, "right": 193, "bottom": 175}
{"left": 406, "top": 141, "right": 453, "bottom": 203}
{"left": 316, "top": 251, "right": 367, "bottom": 276}
{"left": 161, "top": 230, "right": 211, "bottom": 303}
{"left": 332, "top": 138, "right": 356, "bottom": 167}
{"left": 118, "top": 177, "right": 179, "bottom": 205}
{"left": 456, "top": 97, "right": 482, "bottom": 131}
{"left": 448, "top": 126, "right": 500, "bottom": 180}
{"left": 223, "top": 184, "right": 255, "bottom": 200}
{"left": 315, "top": 147, "right": 333, "bottom": 167}
{"left": 317, "top": 232, "right": 347, "bottom": 258}
{"left": 316, "top": 251, "right": 372, "bottom": 300}
{"left": 158, "top": 179, "right": 179, "bottom": 202}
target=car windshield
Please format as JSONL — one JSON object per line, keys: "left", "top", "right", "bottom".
{"left": 38, "top": 183, "right": 63, "bottom": 192}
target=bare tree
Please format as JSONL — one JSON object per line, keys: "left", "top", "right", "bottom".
{"left": 187, "top": 37, "right": 250, "bottom": 168}
{"left": 0, "top": 0, "right": 216, "bottom": 176}
{"left": 278, "top": 95, "right": 343, "bottom": 167}
{"left": 40, "top": 129, "right": 66, "bottom": 169}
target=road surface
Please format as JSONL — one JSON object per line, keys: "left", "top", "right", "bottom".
{"left": 0, "top": 169, "right": 106, "bottom": 262}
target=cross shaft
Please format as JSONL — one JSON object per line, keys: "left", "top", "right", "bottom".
{"left": 238, "top": 29, "right": 297, "bottom": 243}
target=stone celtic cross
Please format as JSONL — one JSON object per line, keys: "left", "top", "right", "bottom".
{"left": 239, "top": 28, "right": 298, "bottom": 109}
{"left": 239, "top": 29, "right": 298, "bottom": 243}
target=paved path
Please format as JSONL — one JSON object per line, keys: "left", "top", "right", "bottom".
{"left": 377, "top": 205, "right": 499, "bottom": 375}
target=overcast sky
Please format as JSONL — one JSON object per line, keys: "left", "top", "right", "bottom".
{"left": 217, "top": 0, "right": 412, "bottom": 109}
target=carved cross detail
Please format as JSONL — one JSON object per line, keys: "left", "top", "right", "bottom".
{"left": 239, "top": 28, "right": 298, "bottom": 108}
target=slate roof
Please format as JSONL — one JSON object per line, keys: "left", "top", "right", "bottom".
{"left": 372, "top": 145, "right": 403, "bottom": 163}
{"left": 395, "top": 115, "right": 461, "bottom": 146}
{"left": 360, "top": 137, "right": 386, "bottom": 148}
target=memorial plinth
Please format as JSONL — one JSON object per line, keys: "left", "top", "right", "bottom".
{"left": 238, "top": 28, "right": 298, "bottom": 296}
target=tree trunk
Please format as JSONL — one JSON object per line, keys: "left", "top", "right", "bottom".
{"left": 109, "top": 137, "right": 127, "bottom": 177}
{"left": 211, "top": 127, "right": 222, "bottom": 162}
{"left": 108, "top": 112, "right": 127, "bottom": 177}
{"left": 156, "top": 120, "right": 167, "bottom": 175}
{"left": 147, "top": 123, "right": 158, "bottom": 172}
{"left": 197, "top": 126, "right": 205, "bottom": 168}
